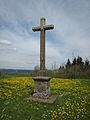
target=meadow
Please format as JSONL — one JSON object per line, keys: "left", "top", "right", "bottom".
{"left": 0, "top": 77, "right": 90, "bottom": 120}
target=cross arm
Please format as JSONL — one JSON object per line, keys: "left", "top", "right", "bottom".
{"left": 32, "top": 26, "right": 41, "bottom": 32}
{"left": 44, "top": 24, "right": 54, "bottom": 30}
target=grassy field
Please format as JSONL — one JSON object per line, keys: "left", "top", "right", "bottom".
{"left": 0, "top": 77, "right": 90, "bottom": 120}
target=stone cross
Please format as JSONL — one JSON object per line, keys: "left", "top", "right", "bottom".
{"left": 32, "top": 17, "right": 54, "bottom": 75}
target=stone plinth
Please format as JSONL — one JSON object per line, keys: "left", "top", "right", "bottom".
{"left": 27, "top": 76, "right": 57, "bottom": 104}
{"left": 33, "top": 76, "right": 51, "bottom": 98}
{"left": 27, "top": 95, "right": 57, "bottom": 104}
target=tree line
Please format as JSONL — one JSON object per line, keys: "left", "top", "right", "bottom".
{"left": 65, "top": 56, "right": 89, "bottom": 69}
{"left": 58, "top": 56, "right": 90, "bottom": 78}
{"left": 33, "top": 56, "right": 90, "bottom": 78}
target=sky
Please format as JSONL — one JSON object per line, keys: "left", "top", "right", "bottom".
{"left": 0, "top": 0, "right": 90, "bottom": 70}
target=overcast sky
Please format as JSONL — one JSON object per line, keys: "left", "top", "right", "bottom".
{"left": 0, "top": 0, "right": 90, "bottom": 70}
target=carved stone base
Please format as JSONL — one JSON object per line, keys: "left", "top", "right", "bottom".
{"left": 33, "top": 76, "right": 51, "bottom": 98}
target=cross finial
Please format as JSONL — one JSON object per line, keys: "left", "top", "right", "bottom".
{"left": 41, "top": 17, "right": 45, "bottom": 20}
{"left": 40, "top": 17, "right": 46, "bottom": 28}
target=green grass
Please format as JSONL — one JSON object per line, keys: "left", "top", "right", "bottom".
{"left": 0, "top": 77, "right": 90, "bottom": 120}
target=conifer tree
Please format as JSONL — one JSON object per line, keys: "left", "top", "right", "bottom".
{"left": 72, "top": 57, "right": 77, "bottom": 65}
{"left": 85, "top": 58, "right": 89, "bottom": 69}
{"left": 66, "top": 59, "right": 71, "bottom": 68}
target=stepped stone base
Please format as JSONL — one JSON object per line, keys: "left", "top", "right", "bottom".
{"left": 27, "top": 95, "right": 57, "bottom": 104}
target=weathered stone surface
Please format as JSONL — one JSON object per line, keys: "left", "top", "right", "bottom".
{"left": 27, "top": 95, "right": 57, "bottom": 104}
{"left": 33, "top": 76, "right": 51, "bottom": 98}
{"left": 33, "top": 76, "right": 51, "bottom": 81}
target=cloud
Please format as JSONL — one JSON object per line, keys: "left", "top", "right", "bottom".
{"left": 0, "top": 0, "right": 90, "bottom": 69}
{"left": 12, "top": 47, "right": 16, "bottom": 51}
{"left": 0, "top": 39, "right": 11, "bottom": 45}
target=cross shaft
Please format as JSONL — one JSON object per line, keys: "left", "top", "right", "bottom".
{"left": 32, "top": 17, "right": 54, "bottom": 75}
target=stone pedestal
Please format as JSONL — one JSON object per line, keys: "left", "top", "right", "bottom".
{"left": 33, "top": 76, "right": 51, "bottom": 98}
{"left": 27, "top": 76, "right": 57, "bottom": 104}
